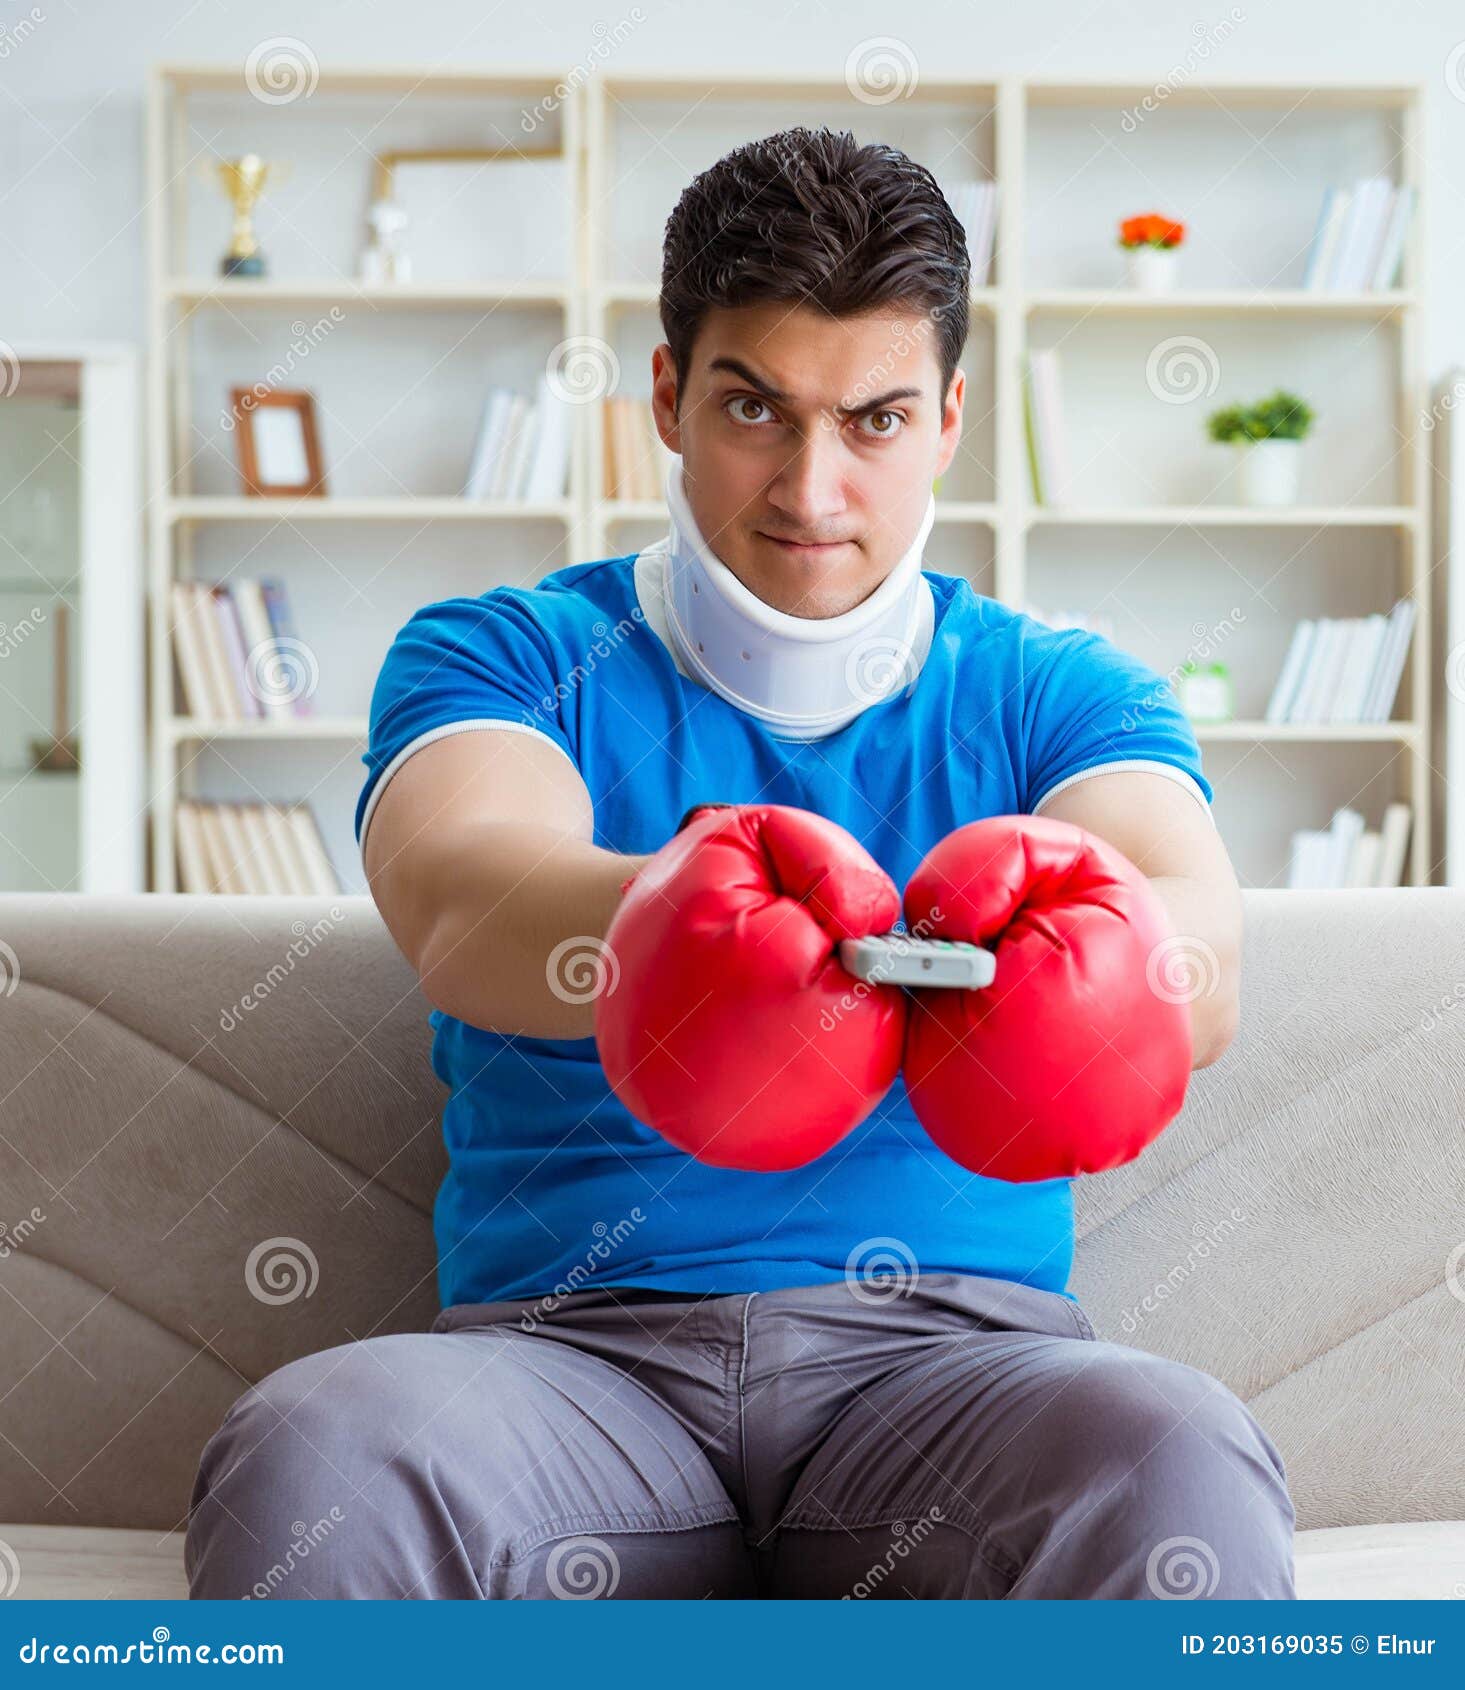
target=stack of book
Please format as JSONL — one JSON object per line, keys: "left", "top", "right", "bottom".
{"left": 603, "top": 396, "right": 678, "bottom": 501}
{"left": 1287, "top": 802, "right": 1412, "bottom": 889}
{"left": 944, "top": 179, "right": 999, "bottom": 285}
{"left": 175, "top": 800, "right": 339, "bottom": 895}
{"left": 1264, "top": 601, "right": 1416, "bottom": 724}
{"left": 171, "top": 578, "right": 311, "bottom": 722}
{"left": 1302, "top": 176, "right": 1415, "bottom": 293}
{"left": 1023, "top": 350, "right": 1071, "bottom": 506}
{"left": 463, "top": 373, "right": 573, "bottom": 502}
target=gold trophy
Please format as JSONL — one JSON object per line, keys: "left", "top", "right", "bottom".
{"left": 200, "top": 154, "right": 291, "bottom": 278}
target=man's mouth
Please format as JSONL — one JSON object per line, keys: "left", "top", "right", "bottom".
{"left": 760, "top": 534, "right": 852, "bottom": 555}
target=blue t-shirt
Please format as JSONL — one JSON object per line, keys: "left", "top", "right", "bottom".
{"left": 355, "top": 553, "right": 1212, "bottom": 1310}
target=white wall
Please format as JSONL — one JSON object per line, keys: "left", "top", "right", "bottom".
{"left": 5, "top": 0, "right": 1463, "bottom": 891}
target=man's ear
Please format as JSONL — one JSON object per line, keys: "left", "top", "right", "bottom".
{"left": 651, "top": 343, "right": 682, "bottom": 453}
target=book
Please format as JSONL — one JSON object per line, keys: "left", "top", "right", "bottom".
{"left": 1370, "top": 184, "right": 1414, "bottom": 290}
{"left": 1343, "top": 830, "right": 1381, "bottom": 888}
{"left": 1264, "top": 620, "right": 1316, "bottom": 722}
{"left": 1362, "top": 599, "right": 1416, "bottom": 721}
{"left": 1302, "top": 178, "right": 1414, "bottom": 293}
{"left": 1375, "top": 801, "right": 1413, "bottom": 887}
{"left": 172, "top": 800, "right": 341, "bottom": 894}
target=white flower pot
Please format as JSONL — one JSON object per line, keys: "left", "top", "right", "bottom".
{"left": 1125, "top": 245, "right": 1180, "bottom": 293}
{"left": 1235, "top": 438, "right": 1303, "bottom": 508}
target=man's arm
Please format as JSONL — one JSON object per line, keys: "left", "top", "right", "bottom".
{"left": 362, "top": 728, "right": 651, "bottom": 1039}
{"left": 1037, "top": 771, "right": 1241, "bottom": 1069}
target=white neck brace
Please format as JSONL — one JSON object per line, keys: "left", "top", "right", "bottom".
{"left": 642, "top": 456, "right": 936, "bottom": 740}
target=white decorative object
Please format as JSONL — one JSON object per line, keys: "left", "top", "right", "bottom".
{"left": 360, "top": 200, "right": 412, "bottom": 285}
{"left": 1236, "top": 438, "right": 1302, "bottom": 507}
{"left": 1125, "top": 244, "right": 1179, "bottom": 293}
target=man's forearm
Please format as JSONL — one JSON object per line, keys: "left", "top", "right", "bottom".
{"left": 1145, "top": 872, "right": 1242, "bottom": 1069}
{"left": 418, "top": 822, "right": 653, "bottom": 1039}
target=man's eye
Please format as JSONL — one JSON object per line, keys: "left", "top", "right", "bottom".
{"left": 727, "top": 397, "right": 774, "bottom": 426}
{"left": 859, "top": 410, "right": 905, "bottom": 439}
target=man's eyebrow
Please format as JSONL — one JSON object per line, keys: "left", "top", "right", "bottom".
{"left": 705, "top": 356, "right": 924, "bottom": 415}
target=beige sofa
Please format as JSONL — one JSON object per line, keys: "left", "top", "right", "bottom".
{"left": 0, "top": 889, "right": 1461, "bottom": 1601}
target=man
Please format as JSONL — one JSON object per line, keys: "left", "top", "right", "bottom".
{"left": 186, "top": 126, "right": 1294, "bottom": 1600}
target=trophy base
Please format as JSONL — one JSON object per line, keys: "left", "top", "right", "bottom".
{"left": 220, "top": 253, "right": 266, "bottom": 278}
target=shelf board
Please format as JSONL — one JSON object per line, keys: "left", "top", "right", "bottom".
{"left": 167, "top": 717, "right": 367, "bottom": 743}
{"left": 602, "top": 500, "right": 998, "bottom": 526}
{"left": 1193, "top": 721, "right": 1419, "bottom": 743}
{"left": 1027, "top": 289, "right": 1412, "bottom": 317}
{"left": 164, "top": 497, "right": 573, "bottom": 525}
{"left": 1027, "top": 505, "right": 1418, "bottom": 528}
{"left": 159, "top": 64, "right": 567, "bottom": 96}
{"left": 595, "top": 282, "right": 999, "bottom": 312}
{"left": 167, "top": 279, "right": 570, "bottom": 311}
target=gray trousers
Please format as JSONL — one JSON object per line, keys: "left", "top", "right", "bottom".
{"left": 185, "top": 1273, "right": 1295, "bottom": 1600}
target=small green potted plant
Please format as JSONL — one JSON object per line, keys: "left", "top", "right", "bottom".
{"left": 1206, "top": 389, "right": 1315, "bottom": 507}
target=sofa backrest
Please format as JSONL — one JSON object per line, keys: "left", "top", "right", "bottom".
{"left": 0, "top": 890, "right": 1459, "bottom": 1532}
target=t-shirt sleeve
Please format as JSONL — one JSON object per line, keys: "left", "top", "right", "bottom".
{"left": 354, "top": 589, "right": 579, "bottom": 848}
{"left": 1020, "top": 626, "right": 1213, "bottom": 818}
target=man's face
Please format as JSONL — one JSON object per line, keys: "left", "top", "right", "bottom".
{"left": 650, "top": 301, "right": 964, "bottom": 620}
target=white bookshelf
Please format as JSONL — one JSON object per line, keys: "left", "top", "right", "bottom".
{"left": 146, "top": 66, "right": 1432, "bottom": 892}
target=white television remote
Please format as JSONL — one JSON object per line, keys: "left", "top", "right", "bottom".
{"left": 837, "top": 932, "right": 996, "bottom": 990}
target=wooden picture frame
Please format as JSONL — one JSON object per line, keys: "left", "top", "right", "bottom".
{"left": 231, "top": 388, "right": 326, "bottom": 497}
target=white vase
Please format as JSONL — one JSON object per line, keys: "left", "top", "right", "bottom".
{"left": 1125, "top": 245, "right": 1179, "bottom": 293}
{"left": 1236, "top": 438, "right": 1302, "bottom": 508}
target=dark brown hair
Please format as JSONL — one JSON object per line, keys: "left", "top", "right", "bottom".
{"left": 659, "top": 126, "right": 970, "bottom": 414}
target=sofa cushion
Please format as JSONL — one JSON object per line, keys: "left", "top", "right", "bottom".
{"left": 3, "top": 1521, "right": 1462, "bottom": 1601}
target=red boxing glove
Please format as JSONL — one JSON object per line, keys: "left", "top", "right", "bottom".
{"left": 901, "top": 814, "right": 1192, "bottom": 1182}
{"left": 595, "top": 804, "right": 906, "bottom": 1171}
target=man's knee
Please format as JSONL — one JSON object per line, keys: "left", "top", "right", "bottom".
{"left": 1030, "top": 1344, "right": 1295, "bottom": 1597}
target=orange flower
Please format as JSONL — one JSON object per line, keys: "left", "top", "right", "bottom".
{"left": 1119, "top": 213, "right": 1185, "bottom": 249}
